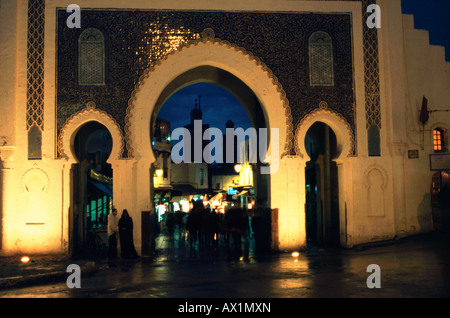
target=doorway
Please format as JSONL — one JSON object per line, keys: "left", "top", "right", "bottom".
{"left": 149, "top": 69, "right": 273, "bottom": 258}
{"left": 71, "top": 121, "right": 113, "bottom": 256}
{"left": 304, "top": 122, "right": 340, "bottom": 247}
{"left": 431, "top": 171, "right": 450, "bottom": 231}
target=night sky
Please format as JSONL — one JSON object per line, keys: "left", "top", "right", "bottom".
{"left": 157, "top": 1, "right": 450, "bottom": 135}
{"left": 402, "top": 0, "right": 450, "bottom": 61}
{"left": 157, "top": 83, "right": 251, "bottom": 134}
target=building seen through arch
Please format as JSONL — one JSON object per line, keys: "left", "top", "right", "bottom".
{"left": 149, "top": 80, "right": 272, "bottom": 255}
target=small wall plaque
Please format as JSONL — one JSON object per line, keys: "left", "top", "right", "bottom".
{"left": 430, "top": 154, "right": 450, "bottom": 171}
{"left": 408, "top": 150, "right": 419, "bottom": 159}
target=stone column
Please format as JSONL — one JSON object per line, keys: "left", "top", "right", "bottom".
{"left": 0, "top": 147, "right": 16, "bottom": 253}
{"left": 390, "top": 142, "right": 407, "bottom": 237}
{"left": 273, "top": 156, "right": 306, "bottom": 250}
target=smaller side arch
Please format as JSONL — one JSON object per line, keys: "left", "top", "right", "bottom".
{"left": 59, "top": 103, "right": 124, "bottom": 163}
{"left": 363, "top": 164, "right": 388, "bottom": 191}
{"left": 295, "top": 108, "right": 355, "bottom": 161}
{"left": 363, "top": 164, "right": 388, "bottom": 217}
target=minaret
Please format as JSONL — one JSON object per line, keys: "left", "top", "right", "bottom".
{"left": 190, "top": 96, "right": 203, "bottom": 124}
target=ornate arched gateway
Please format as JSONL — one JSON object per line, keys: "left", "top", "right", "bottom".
{"left": 56, "top": 28, "right": 360, "bottom": 253}
{"left": 125, "top": 34, "right": 307, "bottom": 252}
{"left": 47, "top": 7, "right": 363, "bottom": 255}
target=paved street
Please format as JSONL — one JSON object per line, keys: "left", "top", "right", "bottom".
{"left": 0, "top": 232, "right": 449, "bottom": 300}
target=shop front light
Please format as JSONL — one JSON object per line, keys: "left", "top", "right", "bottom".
{"left": 155, "top": 169, "right": 163, "bottom": 177}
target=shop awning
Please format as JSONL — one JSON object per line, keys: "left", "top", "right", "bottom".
{"left": 171, "top": 184, "right": 209, "bottom": 195}
{"left": 88, "top": 180, "right": 113, "bottom": 197}
{"left": 170, "top": 195, "right": 191, "bottom": 203}
{"left": 154, "top": 186, "right": 173, "bottom": 191}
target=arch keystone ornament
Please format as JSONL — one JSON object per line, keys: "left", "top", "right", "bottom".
{"left": 201, "top": 28, "right": 215, "bottom": 41}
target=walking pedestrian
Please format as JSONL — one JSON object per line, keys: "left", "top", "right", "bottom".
{"left": 166, "top": 210, "right": 175, "bottom": 241}
{"left": 187, "top": 201, "right": 202, "bottom": 247}
{"left": 223, "top": 206, "right": 246, "bottom": 262}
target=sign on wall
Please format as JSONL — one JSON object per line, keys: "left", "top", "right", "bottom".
{"left": 430, "top": 154, "right": 450, "bottom": 171}
{"left": 408, "top": 150, "right": 419, "bottom": 159}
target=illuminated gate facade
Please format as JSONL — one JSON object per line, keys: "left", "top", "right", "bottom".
{"left": 1, "top": 0, "right": 449, "bottom": 255}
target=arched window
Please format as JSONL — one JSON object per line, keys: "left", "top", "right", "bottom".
{"left": 433, "top": 128, "right": 444, "bottom": 152}
{"left": 78, "top": 28, "right": 105, "bottom": 85}
{"left": 309, "top": 31, "right": 334, "bottom": 87}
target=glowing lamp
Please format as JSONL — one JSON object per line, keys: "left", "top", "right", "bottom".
{"left": 291, "top": 251, "right": 300, "bottom": 258}
{"left": 21, "top": 256, "right": 30, "bottom": 263}
{"left": 155, "top": 169, "right": 163, "bottom": 177}
{"left": 234, "top": 164, "right": 242, "bottom": 173}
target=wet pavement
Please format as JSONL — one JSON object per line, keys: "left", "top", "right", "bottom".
{"left": 0, "top": 232, "right": 449, "bottom": 299}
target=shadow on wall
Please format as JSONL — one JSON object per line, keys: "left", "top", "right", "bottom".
{"left": 417, "top": 193, "right": 433, "bottom": 232}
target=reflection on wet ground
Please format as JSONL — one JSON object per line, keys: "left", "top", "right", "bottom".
{"left": 0, "top": 233, "right": 449, "bottom": 298}
{"left": 152, "top": 232, "right": 257, "bottom": 263}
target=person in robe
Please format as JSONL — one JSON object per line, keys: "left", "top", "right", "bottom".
{"left": 118, "top": 209, "right": 138, "bottom": 258}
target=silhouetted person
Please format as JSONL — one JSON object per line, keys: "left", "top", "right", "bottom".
{"left": 187, "top": 201, "right": 203, "bottom": 248}
{"left": 223, "top": 206, "right": 246, "bottom": 262}
{"left": 107, "top": 208, "right": 119, "bottom": 259}
{"left": 209, "top": 210, "right": 221, "bottom": 248}
{"left": 175, "top": 211, "right": 186, "bottom": 239}
{"left": 118, "top": 209, "right": 138, "bottom": 258}
{"left": 166, "top": 211, "right": 175, "bottom": 241}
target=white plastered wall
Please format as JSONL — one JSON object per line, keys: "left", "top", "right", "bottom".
{"left": 401, "top": 11, "right": 450, "bottom": 234}
{"left": 4, "top": 0, "right": 443, "bottom": 254}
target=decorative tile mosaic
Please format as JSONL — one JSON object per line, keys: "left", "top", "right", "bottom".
{"left": 56, "top": 9, "right": 358, "bottom": 157}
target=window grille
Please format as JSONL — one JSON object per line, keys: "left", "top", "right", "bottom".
{"left": 309, "top": 31, "right": 334, "bottom": 86}
{"left": 79, "top": 28, "right": 105, "bottom": 85}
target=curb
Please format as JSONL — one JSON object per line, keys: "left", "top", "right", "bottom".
{"left": 0, "top": 261, "right": 98, "bottom": 290}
